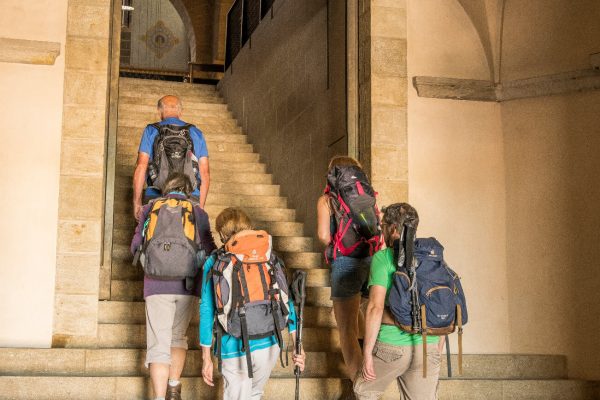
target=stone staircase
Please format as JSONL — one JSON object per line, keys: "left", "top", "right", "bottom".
{"left": 0, "top": 78, "right": 598, "bottom": 399}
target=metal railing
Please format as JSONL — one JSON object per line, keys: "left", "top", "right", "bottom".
{"left": 225, "top": 0, "right": 275, "bottom": 69}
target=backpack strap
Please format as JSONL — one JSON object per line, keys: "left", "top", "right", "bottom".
{"left": 266, "top": 266, "right": 286, "bottom": 368}
{"left": 457, "top": 304, "right": 463, "bottom": 375}
{"left": 421, "top": 304, "right": 428, "bottom": 378}
{"left": 231, "top": 260, "right": 254, "bottom": 378}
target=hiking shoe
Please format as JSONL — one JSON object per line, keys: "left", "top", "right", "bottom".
{"left": 166, "top": 382, "right": 182, "bottom": 400}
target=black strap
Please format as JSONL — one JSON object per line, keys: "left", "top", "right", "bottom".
{"left": 258, "top": 263, "right": 269, "bottom": 300}
{"left": 239, "top": 308, "right": 254, "bottom": 378}
{"left": 215, "top": 321, "right": 223, "bottom": 373}
{"left": 237, "top": 261, "right": 251, "bottom": 304}
{"left": 445, "top": 334, "right": 452, "bottom": 378}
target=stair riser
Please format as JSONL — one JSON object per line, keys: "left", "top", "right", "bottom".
{"left": 1, "top": 377, "right": 595, "bottom": 400}
{"left": 111, "top": 195, "right": 288, "bottom": 218}
{"left": 119, "top": 114, "right": 239, "bottom": 128}
{"left": 116, "top": 141, "right": 253, "bottom": 155}
{"left": 103, "top": 279, "right": 328, "bottom": 303}
{"left": 0, "top": 349, "right": 346, "bottom": 378}
{"left": 98, "top": 302, "right": 337, "bottom": 328}
{"left": 119, "top": 94, "right": 225, "bottom": 105}
{"left": 115, "top": 171, "right": 273, "bottom": 188}
{"left": 117, "top": 129, "right": 247, "bottom": 144}
{"left": 115, "top": 151, "right": 260, "bottom": 165}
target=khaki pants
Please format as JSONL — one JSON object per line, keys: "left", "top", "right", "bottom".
{"left": 354, "top": 341, "right": 441, "bottom": 400}
{"left": 144, "top": 294, "right": 196, "bottom": 367}
{"left": 221, "top": 344, "right": 280, "bottom": 400}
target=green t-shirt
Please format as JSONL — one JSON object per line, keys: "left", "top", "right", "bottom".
{"left": 368, "top": 247, "right": 439, "bottom": 346}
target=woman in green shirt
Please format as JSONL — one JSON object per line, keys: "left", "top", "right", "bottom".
{"left": 354, "top": 203, "right": 442, "bottom": 400}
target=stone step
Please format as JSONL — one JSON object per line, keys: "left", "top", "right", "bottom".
{"left": 115, "top": 150, "right": 260, "bottom": 166}
{"left": 115, "top": 169, "right": 273, "bottom": 188}
{"left": 118, "top": 101, "right": 228, "bottom": 113}
{"left": 94, "top": 323, "right": 339, "bottom": 352}
{"left": 116, "top": 140, "right": 253, "bottom": 155}
{"left": 118, "top": 93, "right": 225, "bottom": 105}
{"left": 118, "top": 105, "right": 232, "bottom": 118}
{"left": 117, "top": 126, "right": 247, "bottom": 144}
{"left": 110, "top": 256, "right": 325, "bottom": 283}
{"left": 119, "top": 112, "right": 240, "bottom": 128}
{"left": 120, "top": 77, "right": 218, "bottom": 91}
{"left": 109, "top": 268, "right": 329, "bottom": 300}
{"left": 114, "top": 159, "right": 266, "bottom": 174}
{"left": 0, "top": 376, "right": 596, "bottom": 400}
{"left": 110, "top": 193, "right": 287, "bottom": 217}
{"left": 0, "top": 348, "right": 346, "bottom": 378}
{"left": 113, "top": 179, "right": 277, "bottom": 198}
{"left": 110, "top": 221, "right": 304, "bottom": 243}
{"left": 305, "top": 287, "right": 332, "bottom": 307}
{"left": 98, "top": 301, "right": 337, "bottom": 328}
{"left": 0, "top": 348, "right": 573, "bottom": 380}
{"left": 280, "top": 252, "right": 324, "bottom": 269}
{"left": 118, "top": 121, "right": 244, "bottom": 136}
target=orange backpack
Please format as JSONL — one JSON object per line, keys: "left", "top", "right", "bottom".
{"left": 211, "top": 230, "right": 291, "bottom": 377}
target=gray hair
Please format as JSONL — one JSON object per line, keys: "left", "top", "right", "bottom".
{"left": 157, "top": 95, "right": 183, "bottom": 112}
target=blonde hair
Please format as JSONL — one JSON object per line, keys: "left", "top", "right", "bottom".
{"left": 328, "top": 155, "right": 362, "bottom": 171}
{"left": 215, "top": 207, "right": 253, "bottom": 242}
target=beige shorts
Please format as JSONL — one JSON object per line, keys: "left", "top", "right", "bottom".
{"left": 354, "top": 341, "right": 441, "bottom": 400}
{"left": 144, "top": 294, "right": 196, "bottom": 367}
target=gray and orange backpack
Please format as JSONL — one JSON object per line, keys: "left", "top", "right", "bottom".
{"left": 211, "top": 230, "right": 291, "bottom": 378}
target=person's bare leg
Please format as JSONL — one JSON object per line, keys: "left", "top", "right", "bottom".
{"left": 169, "top": 347, "right": 187, "bottom": 380}
{"left": 150, "top": 363, "right": 170, "bottom": 398}
{"left": 333, "top": 293, "right": 362, "bottom": 380}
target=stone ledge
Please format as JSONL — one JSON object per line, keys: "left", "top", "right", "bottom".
{"left": 0, "top": 37, "right": 61, "bottom": 65}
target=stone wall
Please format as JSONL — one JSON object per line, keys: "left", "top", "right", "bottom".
{"left": 359, "top": 0, "right": 408, "bottom": 207}
{"left": 218, "top": 0, "right": 347, "bottom": 240}
{"left": 52, "top": 0, "right": 113, "bottom": 344}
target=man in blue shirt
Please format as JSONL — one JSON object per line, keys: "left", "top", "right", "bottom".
{"left": 133, "top": 95, "right": 210, "bottom": 220}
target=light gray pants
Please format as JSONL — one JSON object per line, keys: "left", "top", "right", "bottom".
{"left": 221, "top": 344, "right": 280, "bottom": 400}
{"left": 145, "top": 294, "right": 196, "bottom": 367}
{"left": 354, "top": 341, "right": 441, "bottom": 400}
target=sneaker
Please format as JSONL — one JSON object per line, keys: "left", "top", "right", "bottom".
{"left": 166, "top": 382, "right": 182, "bottom": 400}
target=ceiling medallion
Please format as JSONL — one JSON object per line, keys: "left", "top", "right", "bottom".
{"left": 141, "top": 20, "right": 180, "bottom": 59}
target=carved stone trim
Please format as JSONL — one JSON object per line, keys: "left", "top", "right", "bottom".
{"left": 413, "top": 69, "right": 600, "bottom": 102}
{"left": 0, "top": 37, "right": 61, "bottom": 65}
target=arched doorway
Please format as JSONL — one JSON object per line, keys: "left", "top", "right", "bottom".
{"left": 120, "top": 0, "right": 197, "bottom": 73}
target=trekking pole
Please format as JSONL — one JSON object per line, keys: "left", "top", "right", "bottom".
{"left": 402, "top": 225, "right": 420, "bottom": 332}
{"left": 291, "top": 270, "right": 307, "bottom": 400}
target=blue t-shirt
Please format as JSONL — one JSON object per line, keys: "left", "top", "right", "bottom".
{"left": 139, "top": 117, "right": 209, "bottom": 198}
{"left": 199, "top": 254, "right": 297, "bottom": 359}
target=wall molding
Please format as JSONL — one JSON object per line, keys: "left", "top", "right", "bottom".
{"left": 0, "top": 37, "right": 61, "bottom": 65}
{"left": 413, "top": 69, "right": 600, "bottom": 102}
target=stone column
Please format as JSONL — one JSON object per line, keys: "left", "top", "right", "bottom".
{"left": 359, "top": 0, "right": 408, "bottom": 206}
{"left": 53, "top": 0, "right": 113, "bottom": 346}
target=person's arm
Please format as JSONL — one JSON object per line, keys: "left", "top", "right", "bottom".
{"left": 133, "top": 152, "right": 150, "bottom": 221}
{"left": 130, "top": 203, "right": 152, "bottom": 254}
{"left": 286, "top": 297, "right": 305, "bottom": 371}
{"left": 200, "top": 255, "right": 216, "bottom": 386}
{"left": 194, "top": 207, "right": 216, "bottom": 253}
{"left": 198, "top": 157, "right": 210, "bottom": 209}
{"left": 317, "top": 195, "right": 331, "bottom": 246}
{"left": 362, "top": 285, "right": 386, "bottom": 381}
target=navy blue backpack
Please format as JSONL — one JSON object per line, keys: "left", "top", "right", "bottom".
{"left": 388, "top": 237, "right": 468, "bottom": 375}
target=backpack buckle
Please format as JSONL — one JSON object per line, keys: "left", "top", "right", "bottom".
{"left": 163, "top": 242, "right": 171, "bottom": 251}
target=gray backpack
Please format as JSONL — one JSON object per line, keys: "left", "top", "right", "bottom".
{"left": 139, "top": 197, "right": 201, "bottom": 287}
{"left": 147, "top": 124, "right": 199, "bottom": 192}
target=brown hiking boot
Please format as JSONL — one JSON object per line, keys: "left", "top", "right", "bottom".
{"left": 166, "top": 382, "right": 182, "bottom": 400}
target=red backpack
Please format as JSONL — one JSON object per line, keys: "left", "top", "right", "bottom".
{"left": 325, "top": 165, "right": 382, "bottom": 263}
